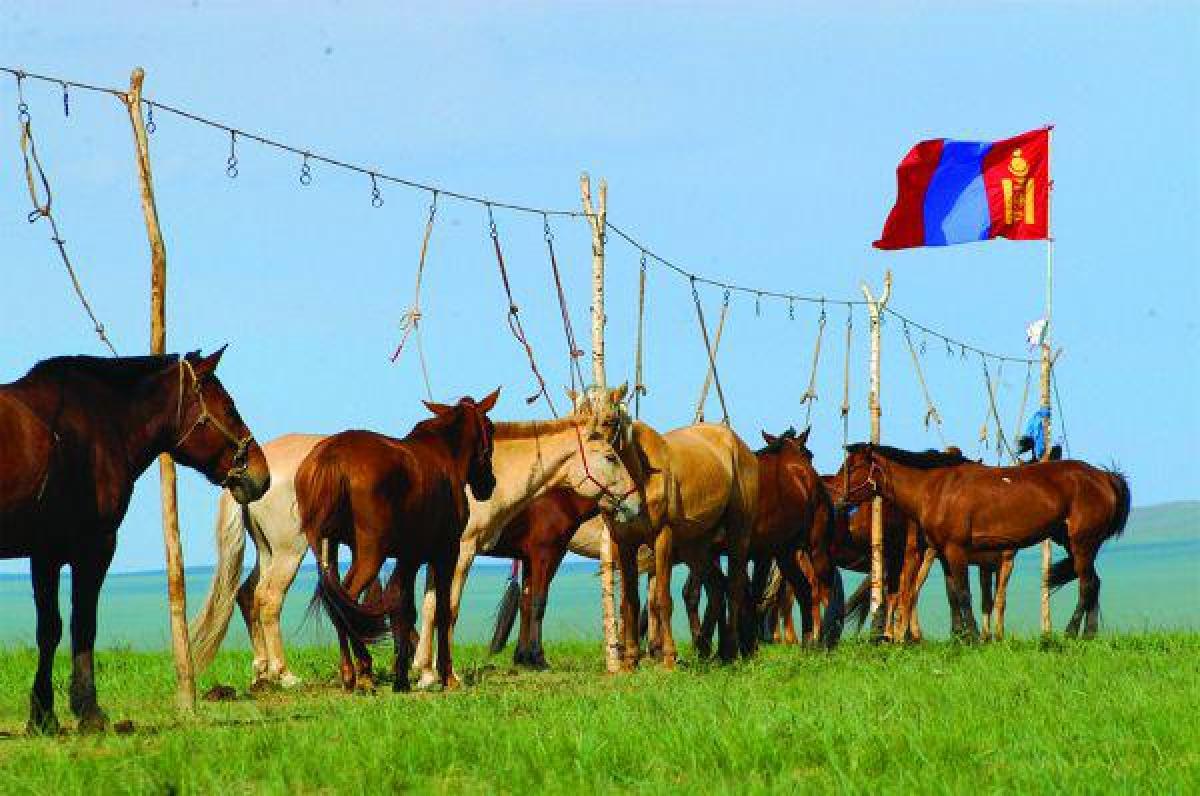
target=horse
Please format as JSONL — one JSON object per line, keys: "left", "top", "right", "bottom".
{"left": 485, "top": 489, "right": 601, "bottom": 668}
{"left": 0, "top": 350, "right": 270, "bottom": 734}
{"left": 188, "top": 406, "right": 641, "bottom": 689}
{"left": 297, "top": 392, "right": 500, "bottom": 691}
{"left": 571, "top": 385, "right": 759, "bottom": 668}
{"left": 842, "top": 443, "right": 1131, "bottom": 639}
{"left": 679, "top": 427, "right": 845, "bottom": 655}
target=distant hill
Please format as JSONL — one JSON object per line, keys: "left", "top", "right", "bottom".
{"left": 1125, "top": 501, "right": 1200, "bottom": 544}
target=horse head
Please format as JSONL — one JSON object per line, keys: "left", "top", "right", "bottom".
{"left": 565, "top": 383, "right": 642, "bottom": 524}
{"left": 837, "top": 443, "right": 883, "bottom": 508}
{"left": 171, "top": 347, "right": 270, "bottom": 505}
{"left": 423, "top": 388, "right": 500, "bottom": 502}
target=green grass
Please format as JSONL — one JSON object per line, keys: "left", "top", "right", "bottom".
{"left": 1, "top": 635, "right": 1197, "bottom": 794}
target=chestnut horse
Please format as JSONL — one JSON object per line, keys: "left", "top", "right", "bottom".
{"left": 0, "top": 351, "right": 269, "bottom": 734}
{"left": 190, "top": 407, "right": 641, "bottom": 689}
{"left": 843, "top": 443, "right": 1130, "bottom": 639}
{"left": 571, "top": 385, "right": 759, "bottom": 668}
{"left": 297, "top": 392, "right": 500, "bottom": 691}
{"left": 680, "top": 427, "right": 845, "bottom": 654}
{"left": 485, "top": 489, "right": 600, "bottom": 668}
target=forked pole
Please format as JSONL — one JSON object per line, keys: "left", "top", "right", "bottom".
{"left": 581, "top": 173, "right": 621, "bottom": 673}
{"left": 861, "top": 270, "right": 893, "bottom": 642}
{"left": 121, "top": 67, "right": 196, "bottom": 713}
{"left": 1040, "top": 126, "right": 1055, "bottom": 638}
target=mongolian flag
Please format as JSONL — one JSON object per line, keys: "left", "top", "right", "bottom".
{"left": 874, "top": 127, "right": 1050, "bottom": 250}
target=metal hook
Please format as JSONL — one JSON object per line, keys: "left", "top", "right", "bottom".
{"left": 299, "top": 153, "right": 312, "bottom": 186}
{"left": 818, "top": 297, "right": 827, "bottom": 324}
{"left": 755, "top": 292, "right": 762, "bottom": 318}
{"left": 723, "top": 289, "right": 731, "bottom": 308}
{"left": 788, "top": 298, "right": 795, "bottom": 320}
{"left": 15, "top": 72, "right": 30, "bottom": 124}
{"left": 60, "top": 82, "right": 69, "bottom": 117}
{"left": 145, "top": 103, "right": 156, "bottom": 134}
{"left": 370, "top": 173, "right": 383, "bottom": 207}
{"left": 226, "top": 131, "right": 239, "bottom": 178}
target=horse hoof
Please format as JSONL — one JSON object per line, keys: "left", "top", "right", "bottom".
{"left": 392, "top": 679, "right": 411, "bottom": 693}
{"left": 415, "top": 672, "right": 439, "bottom": 691}
{"left": 26, "top": 711, "right": 60, "bottom": 737}
{"left": 77, "top": 708, "right": 109, "bottom": 734}
{"left": 661, "top": 655, "right": 677, "bottom": 672}
{"left": 279, "top": 672, "right": 303, "bottom": 690}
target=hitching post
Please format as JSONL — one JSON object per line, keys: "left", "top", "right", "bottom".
{"left": 861, "top": 269, "right": 893, "bottom": 642}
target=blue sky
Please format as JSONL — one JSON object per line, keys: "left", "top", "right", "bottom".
{"left": 2, "top": 1, "right": 1196, "bottom": 573}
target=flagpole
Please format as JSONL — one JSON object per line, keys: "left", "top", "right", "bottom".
{"left": 1040, "top": 124, "right": 1055, "bottom": 638}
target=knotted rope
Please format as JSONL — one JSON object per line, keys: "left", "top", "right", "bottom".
{"left": 391, "top": 191, "right": 437, "bottom": 400}
{"left": 632, "top": 251, "right": 648, "bottom": 419}
{"left": 691, "top": 281, "right": 730, "bottom": 426}
{"left": 902, "top": 322, "right": 945, "bottom": 445}
{"left": 799, "top": 303, "right": 827, "bottom": 428}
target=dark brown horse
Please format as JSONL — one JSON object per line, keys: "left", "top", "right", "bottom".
{"left": 298, "top": 390, "right": 499, "bottom": 692}
{"left": 485, "top": 489, "right": 600, "bottom": 668}
{"left": 0, "top": 350, "right": 270, "bottom": 734}
{"left": 681, "top": 427, "right": 845, "bottom": 654}
{"left": 842, "top": 443, "right": 1131, "bottom": 639}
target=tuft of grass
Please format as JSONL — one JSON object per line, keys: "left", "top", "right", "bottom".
{"left": 0, "top": 634, "right": 1197, "bottom": 794}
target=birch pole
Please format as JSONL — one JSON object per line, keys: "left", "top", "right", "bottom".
{"left": 122, "top": 68, "right": 196, "bottom": 713}
{"left": 861, "top": 270, "right": 893, "bottom": 642}
{"left": 1040, "top": 126, "right": 1055, "bottom": 637}
{"left": 581, "top": 173, "right": 621, "bottom": 673}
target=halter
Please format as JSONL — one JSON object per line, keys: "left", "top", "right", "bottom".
{"left": 836, "top": 455, "right": 883, "bottom": 508}
{"left": 571, "top": 393, "right": 639, "bottom": 516}
{"left": 174, "top": 359, "right": 254, "bottom": 488}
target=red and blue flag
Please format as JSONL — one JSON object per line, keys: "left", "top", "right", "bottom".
{"left": 874, "top": 127, "right": 1050, "bottom": 250}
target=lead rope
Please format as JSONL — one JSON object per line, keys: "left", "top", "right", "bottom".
{"left": 632, "top": 252, "right": 648, "bottom": 419}
{"left": 693, "top": 289, "right": 730, "bottom": 424}
{"left": 902, "top": 321, "right": 946, "bottom": 446}
{"left": 841, "top": 305, "right": 853, "bottom": 501}
{"left": 690, "top": 280, "right": 731, "bottom": 425}
{"left": 487, "top": 204, "right": 557, "bottom": 416}
{"left": 799, "top": 301, "right": 827, "bottom": 429}
{"left": 15, "top": 73, "right": 117, "bottom": 356}
{"left": 980, "top": 355, "right": 1018, "bottom": 462}
{"left": 391, "top": 190, "right": 437, "bottom": 401}
{"left": 542, "top": 214, "right": 587, "bottom": 394}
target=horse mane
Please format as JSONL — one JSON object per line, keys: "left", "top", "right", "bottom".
{"left": 24, "top": 354, "right": 180, "bottom": 391}
{"left": 846, "top": 442, "right": 970, "bottom": 470}
{"left": 757, "top": 427, "right": 799, "bottom": 455}
{"left": 491, "top": 416, "right": 589, "bottom": 441}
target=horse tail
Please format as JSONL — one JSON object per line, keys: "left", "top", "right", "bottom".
{"left": 299, "top": 452, "right": 392, "bottom": 645}
{"left": 814, "top": 486, "right": 845, "bottom": 649}
{"left": 1104, "top": 468, "right": 1132, "bottom": 540}
{"left": 189, "top": 489, "right": 247, "bottom": 672}
{"left": 489, "top": 568, "right": 522, "bottom": 655}
{"left": 844, "top": 577, "right": 871, "bottom": 631}
{"left": 1047, "top": 554, "right": 1078, "bottom": 593}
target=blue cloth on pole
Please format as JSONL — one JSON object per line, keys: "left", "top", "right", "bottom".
{"left": 1023, "top": 407, "right": 1052, "bottom": 459}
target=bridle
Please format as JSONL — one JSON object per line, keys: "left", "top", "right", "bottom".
{"left": 836, "top": 454, "right": 884, "bottom": 509}
{"left": 571, "top": 394, "right": 640, "bottom": 516}
{"left": 174, "top": 359, "right": 254, "bottom": 488}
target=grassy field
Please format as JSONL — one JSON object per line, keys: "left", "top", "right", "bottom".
{"left": 0, "top": 635, "right": 1197, "bottom": 794}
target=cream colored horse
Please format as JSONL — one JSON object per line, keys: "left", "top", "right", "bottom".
{"left": 190, "top": 413, "right": 641, "bottom": 688}
{"left": 571, "top": 385, "right": 759, "bottom": 669}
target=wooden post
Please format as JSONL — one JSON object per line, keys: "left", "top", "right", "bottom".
{"left": 581, "top": 173, "right": 620, "bottom": 673}
{"left": 1040, "top": 126, "right": 1055, "bottom": 638}
{"left": 123, "top": 68, "right": 196, "bottom": 713}
{"left": 861, "top": 270, "right": 893, "bottom": 642}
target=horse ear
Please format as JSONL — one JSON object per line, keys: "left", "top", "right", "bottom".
{"left": 194, "top": 344, "right": 228, "bottom": 377}
{"left": 761, "top": 431, "right": 777, "bottom": 445}
{"left": 423, "top": 400, "right": 452, "bottom": 416}
{"left": 611, "top": 382, "right": 628, "bottom": 403}
{"left": 797, "top": 426, "right": 811, "bottom": 447}
{"left": 477, "top": 387, "right": 501, "bottom": 413}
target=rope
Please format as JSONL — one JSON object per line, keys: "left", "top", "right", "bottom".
{"left": 391, "top": 191, "right": 437, "bottom": 400}
{"left": 901, "top": 322, "right": 945, "bottom": 446}
{"left": 543, "top": 214, "right": 587, "bottom": 393}
{"left": 487, "top": 205, "right": 556, "bottom": 416}
{"left": 14, "top": 74, "right": 117, "bottom": 356}
{"left": 980, "top": 355, "right": 1018, "bottom": 462}
{"left": 840, "top": 305, "right": 853, "bottom": 500}
{"left": 694, "top": 290, "right": 730, "bottom": 424}
{"left": 690, "top": 280, "right": 730, "bottom": 426}
{"left": 1012, "top": 361, "right": 1033, "bottom": 461}
{"left": 632, "top": 252, "right": 648, "bottom": 419}
{"left": 799, "top": 303, "right": 826, "bottom": 428}
{"left": 1052, "top": 368, "right": 1071, "bottom": 458}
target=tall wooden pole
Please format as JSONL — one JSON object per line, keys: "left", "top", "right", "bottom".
{"left": 123, "top": 68, "right": 196, "bottom": 713}
{"left": 861, "top": 270, "right": 893, "bottom": 641}
{"left": 1040, "top": 127, "right": 1055, "bottom": 637}
{"left": 581, "top": 173, "right": 620, "bottom": 673}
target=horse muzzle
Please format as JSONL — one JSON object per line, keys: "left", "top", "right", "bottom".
{"left": 609, "top": 491, "right": 643, "bottom": 524}
{"left": 228, "top": 462, "right": 270, "bottom": 505}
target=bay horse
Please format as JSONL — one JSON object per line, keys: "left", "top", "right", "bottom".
{"left": 485, "top": 489, "right": 600, "bottom": 668}
{"left": 0, "top": 350, "right": 269, "bottom": 734}
{"left": 297, "top": 391, "right": 500, "bottom": 691}
{"left": 679, "top": 427, "right": 845, "bottom": 655}
{"left": 842, "top": 443, "right": 1130, "bottom": 639}
{"left": 189, "top": 407, "right": 640, "bottom": 689}
{"left": 571, "top": 385, "right": 759, "bottom": 668}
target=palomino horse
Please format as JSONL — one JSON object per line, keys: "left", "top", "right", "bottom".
{"left": 572, "top": 385, "right": 759, "bottom": 667}
{"left": 680, "top": 427, "right": 845, "bottom": 654}
{"left": 485, "top": 489, "right": 601, "bottom": 668}
{"left": 189, "top": 408, "right": 640, "bottom": 688}
{"left": 842, "top": 444, "right": 1131, "bottom": 639}
{"left": 298, "top": 393, "right": 500, "bottom": 691}
{"left": 0, "top": 351, "right": 269, "bottom": 734}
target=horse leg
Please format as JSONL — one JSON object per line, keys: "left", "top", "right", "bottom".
{"left": 978, "top": 564, "right": 996, "bottom": 641}
{"left": 794, "top": 551, "right": 817, "bottom": 644}
{"left": 696, "top": 556, "right": 725, "bottom": 657}
{"left": 777, "top": 552, "right": 814, "bottom": 650}
{"left": 388, "top": 562, "right": 417, "bottom": 692}
{"left": 653, "top": 529, "right": 678, "bottom": 670}
{"left": 645, "top": 571, "right": 663, "bottom": 662}
{"left": 68, "top": 542, "right": 115, "bottom": 733}
{"left": 1068, "top": 540, "right": 1103, "bottom": 640}
{"left": 616, "top": 541, "right": 642, "bottom": 672}
{"left": 940, "top": 546, "right": 978, "bottom": 642}
{"left": 780, "top": 586, "right": 799, "bottom": 645}
{"left": 341, "top": 553, "right": 383, "bottom": 692}
{"left": 259, "top": 543, "right": 306, "bottom": 688}
{"left": 432, "top": 544, "right": 461, "bottom": 690}
{"left": 235, "top": 563, "right": 267, "bottom": 686}
{"left": 514, "top": 560, "right": 533, "bottom": 666}
{"left": 27, "top": 557, "right": 62, "bottom": 735}
{"left": 528, "top": 545, "right": 562, "bottom": 669}
{"left": 682, "top": 569, "right": 706, "bottom": 655}
{"left": 418, "top": 539, "right": 475, "bottom": 689}
{"left": 993, "top": 552, "right": 1015, "bottom": 640}
{"left": 909, "top": 548, "right": 936, "bottom": 642}
{"left": 749, "top": 558, "right": 771, "bottom": 643}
